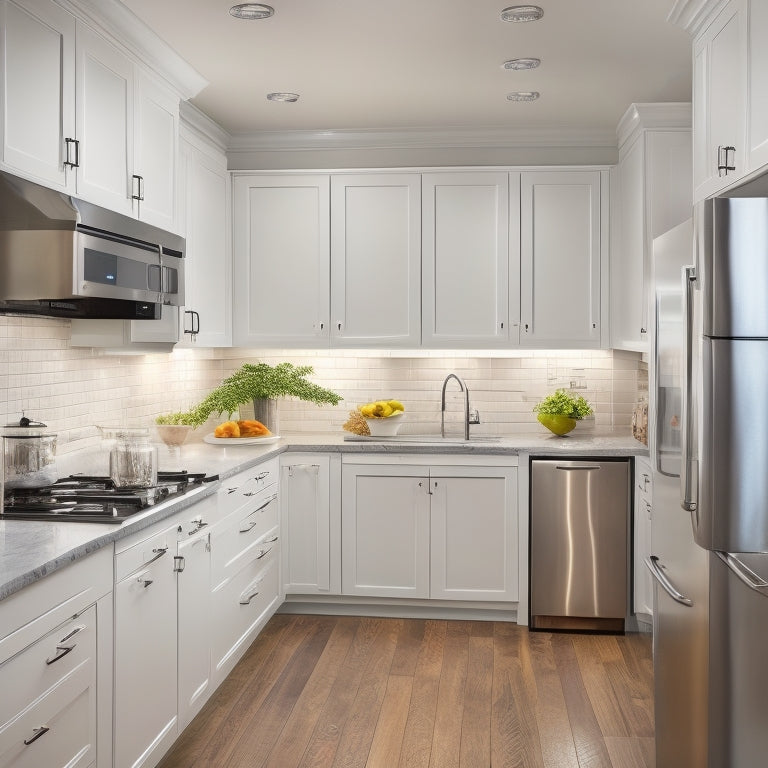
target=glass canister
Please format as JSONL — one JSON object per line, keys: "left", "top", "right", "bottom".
{"left": 2, "top": 417, "right": 58, "bottom": 489}
{"left": 108, "top": 428, "right": 158, "bottom": 488}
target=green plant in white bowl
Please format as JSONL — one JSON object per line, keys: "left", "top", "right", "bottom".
{"left": 533, "top": 389, "right": 593, "bottom": 436}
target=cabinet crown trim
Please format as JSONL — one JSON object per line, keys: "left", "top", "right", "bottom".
{"left": 668, "top": 0, "right": 732, "bottom": 36}
{"left": 616, "top": 102, "right": 692, "bottom": 149}
{"left": 64, "top": 0, "right": 208, "bottom": 98}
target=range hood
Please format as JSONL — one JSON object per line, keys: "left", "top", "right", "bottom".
{"left": 0, "top": 171, "right": 185, "bottom": 319}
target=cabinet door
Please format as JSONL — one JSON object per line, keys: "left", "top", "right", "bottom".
{"left": 747, "top": 0, "right": 768, "bottom": 171}
{"left": 422, "top": 172, "right": 514, "bottom": 347}
{"left": 520, "top": 170, "right": 601, "bottom": 347}
{"left": 281, "top": 457, "right": 332, "bottom": 594}
{"left": 233, "top": 174, "right": 330, "bottom": 347}
{"left": 75, "top": 21, "right": 133, "bottom": 215}
{"left": 634, "top": 458, "right": 653, "bottom": 618}
{"left": 114, "top": 531, "right": 178, "bottom": 768}
{"left": 133, "top": 72, "right": 178, "bottom": 231}
{"left": 693, "top": 0, "right": 747, "bottom": 200}
{"left": 430, "top": 468, "right": 518, "bottom": 601}
{"left": 341, "top": 466, "right": 430, "bottom": 598}
{"left": 177, "top": 531, "right": 211, "bottom": 732}
{"left": 0, "top": 0, "right": 75, "bottom": 190}
{"left": 178, "top": 136, "right": 231, "bottom": 348}
{"left": 330, "top": 174, "right": 421, "bottom": 347}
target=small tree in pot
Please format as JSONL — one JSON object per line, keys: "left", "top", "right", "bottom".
{"left": 157, "top": 362, "right": 342, "bottom": 434}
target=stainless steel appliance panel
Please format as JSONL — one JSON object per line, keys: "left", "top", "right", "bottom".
{"left": 700, "top": 196, "right": 768, "bottom": 338}
{"left": 530, "top": 459, "right": 629, "bottom": 629}
{"left": 699, "top": 338, "right": 768, "bottom": 552}
{"left": 709, "top": 551, "right": 768, "bottom": 767}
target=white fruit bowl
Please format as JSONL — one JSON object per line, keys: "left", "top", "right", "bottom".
{"left": 364, "top": 412, "right": 405, "bottom": 437}
{"left": 155, "top": 424, "right": 193, "bottom": 447}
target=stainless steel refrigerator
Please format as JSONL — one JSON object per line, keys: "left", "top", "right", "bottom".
{"left": 648, "top": 218, "right": 710, "bottom": 768}
{"left": 684, "top": 196, "right": 768, "bottom": 766}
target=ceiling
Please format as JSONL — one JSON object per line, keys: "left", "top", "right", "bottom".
{"left": 121, "top": 1, "right": 692, "bottom": 139}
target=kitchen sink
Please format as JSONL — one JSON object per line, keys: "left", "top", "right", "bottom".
{"left": 343, "top": 434, "right": 501, "bottom": 444}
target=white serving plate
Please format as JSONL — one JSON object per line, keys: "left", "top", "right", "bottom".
{"left": 203, "top": 434, "right": 281, "bottom": 445}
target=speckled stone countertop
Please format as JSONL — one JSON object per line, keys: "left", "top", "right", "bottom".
{"left": 0, "top": 431, "right": 647, "bottom": 602}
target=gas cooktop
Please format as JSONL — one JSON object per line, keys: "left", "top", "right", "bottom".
{"left": 1, "top": 471, "right": 216, "bottom": 523}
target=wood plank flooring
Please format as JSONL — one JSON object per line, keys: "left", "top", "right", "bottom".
{"left": 158, "top": 615, "right": 654, "bottom": 768}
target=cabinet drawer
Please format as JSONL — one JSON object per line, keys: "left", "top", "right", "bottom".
{"left": 0, "top": 605, "right": 96, "bottom": 731}
{"left": 211, "top": 544, "right": 280, "bottom": 678}
{"left": 0, "top": 659, "right": 95, "bottom": 768}
{"left": 219, "top": 458, "right": 279, "bottom": 516}
{"left": 211, "top": 494, "right": 279, "bottom": 584}
{"left": 114, "top": 522, "right": 178, "bottom": 582}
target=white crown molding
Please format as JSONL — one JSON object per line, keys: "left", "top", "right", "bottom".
{"left": 180, "top": 102, "right": 230, "bottom": 153}
{"left": 616, "top": 102, "right": 692, "bottom": 150}
{"left": 227, "top": 126, "right": 619, "bottom": 155}
{"left": 668, "top": 0, "right": 730, "bottom": 36}
{"left": 62, "top": 0, "right": 208, "bottom": 99}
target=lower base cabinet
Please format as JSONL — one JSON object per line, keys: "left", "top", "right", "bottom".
{"left": 341, "top": 461, "right": 518, "bottom": 602}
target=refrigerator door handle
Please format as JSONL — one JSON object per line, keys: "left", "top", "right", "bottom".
{"left": 645, "top": 555, "right": 694, "bottom": 606}
{"left": 681, "top": 265, "right": 698, "bottom": 512}
{"left": 715, "top": 551, "right": 768, "bottom": 596}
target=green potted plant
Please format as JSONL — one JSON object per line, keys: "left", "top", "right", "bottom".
{"left": 533, "top": 389, "right": 593, "bottom": 436}
{"left": 157, "top": 362, "right": 342, "bottom": 435}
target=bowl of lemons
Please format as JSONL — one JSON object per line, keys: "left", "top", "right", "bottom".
{"left": 359, "top": 400, "right": 406, "bottom": 436}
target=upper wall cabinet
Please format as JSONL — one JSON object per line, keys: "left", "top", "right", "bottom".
{"left": 0, "top": 0, "right": 75, "bottom": 190}
{"left": 331, "top": 174, "right": 421, "bottom": 347}
{"left": 746, "top": 0, "right": 768, "bottom": 171}
{"left": 232, "top": 174, "right": 331, "bottom": 348}
{"left": 1, "top": 0, "right": 190, "bottom": 230}
{"left": 611, "top": 104, "right": 692, "bottom": 352}
{"left": 233, "top": 172, "right": 421, "bottom": 349}
{"left": 422, "top": 171, "right": 518, "bottom": 348}
{"left": 520, "top": 171, "right": 602, "bottom": 348}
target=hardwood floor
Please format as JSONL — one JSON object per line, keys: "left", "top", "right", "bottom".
{"left": 158, "top": 615, "right": 654, "bottom": 768}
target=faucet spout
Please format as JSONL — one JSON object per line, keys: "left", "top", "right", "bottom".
{"left": 441, "top": 373, "right": 470, "bottom": 440}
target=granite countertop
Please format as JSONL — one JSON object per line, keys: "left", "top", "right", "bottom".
{"left": 0, "top": 431, "right": 648, "bottom": 602}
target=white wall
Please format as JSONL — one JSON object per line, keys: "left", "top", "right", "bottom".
{"left": 0, "top": 315, "right": 643, "bottom": 451}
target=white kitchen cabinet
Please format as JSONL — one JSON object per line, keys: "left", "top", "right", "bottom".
{"left": 691, "top": 0, "right": 747, "bottom": 200}
{"left": 611, "top": 104, "right": 692, "bottom": 352}
{"left": 330, "top": 173, "right": 421, "bottom": 347}
{"left": 0, "top": 547, "right": 112, "bottom": 768}
{"left": 280, "top": 453, "right": 341, "bottom": 595}
{"left": 75, "top": 20, "right": 134, "bottom": 216}
{"left": 747, "top": 0, "right": 768, "bottom": 171}
{"left": 421, "top": 171, "right": 518, "bottom": 347}
{"left": 341, "top": 459, "right": 518, "bottom": 601}
{"left": 176, "top": 498, "right": 216, "bottom": 732}
{"left": 634, "top": 456, "right": 653, "bottom": 619}
{"left": 342, "top": 465, "right": 431, "bottom": 598}
{"left": 430, "top": 467, "right": 518, "bottom": 601}
{"left": 232, "top": 173, "right": 330, "bottom": 347}
{"left": 133, "top": 71, "right": 178, "bottom": 231}
{"left": 177, "top": 121, "right": 231, "bottom": 348}
{"left": 520, "top": 170, "right": 602, "bottom": 347}
{"left": 69, "top": 303, "right": 180, "bottom": 350}
{"left": 114, "top": 523, "right": 179, "bottom": 768}
{"left": 0, "top": 0, "right": 75, "bottom": 191}
{"left": 209, "top": 459, "right": 281, "bottom": 687}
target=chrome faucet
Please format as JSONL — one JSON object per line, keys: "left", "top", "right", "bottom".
{"left": 441, "top": 373, "right": 470, "bottom": 440}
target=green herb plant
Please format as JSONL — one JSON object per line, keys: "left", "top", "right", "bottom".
{"left": 533, "top": 389, "right": 593, "bottom": 419}
{"left": 156, "top": 362, "right": 342, "bottom": 429}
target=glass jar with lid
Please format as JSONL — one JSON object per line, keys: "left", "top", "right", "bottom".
{"left": 2, "top": 416, "right": 58, "bottom": 489}
{"left": 105, "top": 427, "right": 158, "bottom": 488}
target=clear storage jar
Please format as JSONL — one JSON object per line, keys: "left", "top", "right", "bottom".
{"left": 2, "top": 418, "right": 58, "bottom": 489}
{"left": 108, "top": 428, "right": 158, "bottom": 488}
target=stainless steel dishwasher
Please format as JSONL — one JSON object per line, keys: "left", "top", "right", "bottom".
{"left": 530, "top": 458, "right": 630, "bottom": 632}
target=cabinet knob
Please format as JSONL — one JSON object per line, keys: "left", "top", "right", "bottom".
{"left": 640, "top": 327, "right": 647, "bottom": 335}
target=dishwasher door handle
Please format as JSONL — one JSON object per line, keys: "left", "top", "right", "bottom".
{"left": 555, "top": 465, "right": 601, "bottom": 471}
{"left": 645, "top": 555, "right": 693, "bottom": 606}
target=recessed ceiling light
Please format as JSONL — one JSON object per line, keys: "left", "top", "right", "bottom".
{"left": 500, "top": 6, "right": 544, "bottom": 22}
{"left": 229, "top": 4, "right": 274, "bottom": 20}
{"left": 502, "top": 57, "right": 541, "bottom": 70}
{"left": 267, "top": 92, "right": 299, "bottom": 102}
{"left": 507, "top": 91, "right": 540, "bottom": 102}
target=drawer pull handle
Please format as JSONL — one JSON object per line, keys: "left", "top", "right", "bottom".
{"left": 239, "top": 578, "right": 264, "bottom": 605}
{"left": 139, "top": 578, "right": 153, "bottom": 588}
{"left": 255, "top": 495, "right": 277, "bottom": 513}
{"left": 239, "top": 520, "right": 259, "bottom": 534}
{"left": 24, "top": 726, "right": 50, "bottom": 746}
{"left": 243, "top": 491, "right": 257, "bottom": 497}
{"left": 256, "top": 545, "right": 274, "bottom": 560}
{"left": 45, "top": 644, "right": 75, "bottom": 666}
{"left": 146, "top": 546, "right": 168, "bottom": 565}
{"left": 59, "top": 625, "right": 85, "bottom": 644}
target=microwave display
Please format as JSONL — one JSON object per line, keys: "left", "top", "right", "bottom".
{"left": 84, "top": 248, "right": 156, "bottom": 290}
